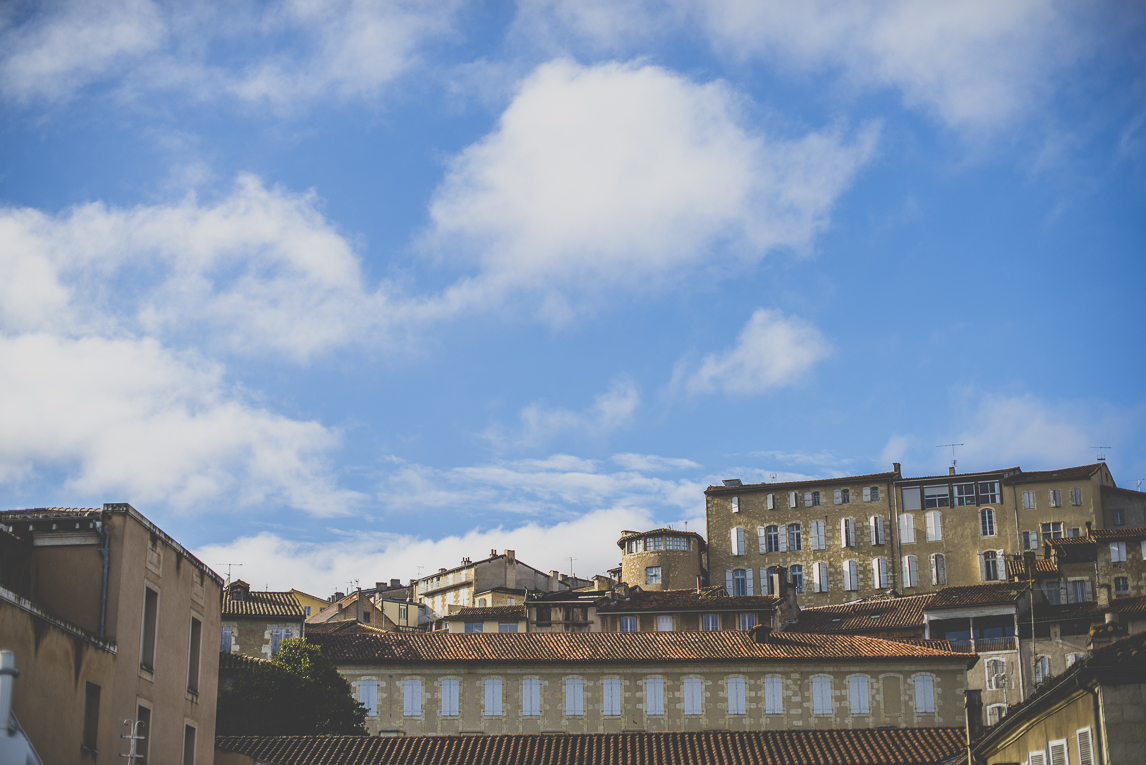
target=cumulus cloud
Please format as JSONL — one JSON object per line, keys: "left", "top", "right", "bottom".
{"left": 424, "top": 60, "right": 877, "bottom": 323}
{"left": 0, "top": 332, "right": 362, "bottom": 514}
{"left": 516, "top": 0, "right": 1092, "bottom": 131}
{"left": 0, "top": 0, "right": 458, "bottom": 106}
{"left": 680, "top": 308, "right": 831, "bottom": 395}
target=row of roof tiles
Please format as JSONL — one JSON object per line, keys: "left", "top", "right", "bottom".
{"left": 308, "top": 629, "right": 972, "bottom": 665}
{"left": 216, "top": 728, "right": 968, "bottom": 765}
{"left": 223, "top": 588, "right": 307, "bottom": 619}
{"left": 706, "top": 463, "right": 1107, "bottom": 493}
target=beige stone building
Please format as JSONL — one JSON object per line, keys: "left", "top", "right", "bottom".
{"left": 440, "top": 605, "right": 528, "bottom": 633}
{"left": 596, "top": 586, "right": 782, "bottom": 634}
{"left": 312, "top": 629, "right": 974, "bottom": 736}
{"left": 413, "top": 550, "right": 590, "bottom": 618}
{"left": 0, "top": 503, "right": 222, "bottom": 765}
{"left": 617, "top": 528, "right": 705, "bottom": 591}
{"left": 706, "top": 469, "right": 901, "bottom": 607}
{"left": 221, "top": 579, "right": 307, "bottom": 660}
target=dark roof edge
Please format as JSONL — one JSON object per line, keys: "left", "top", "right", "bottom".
{"left": 705, "top": 471, "right": 899, "bottom": 494}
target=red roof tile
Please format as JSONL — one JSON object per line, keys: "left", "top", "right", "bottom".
{"left": 1034, "top": 595, "right": 1146, "bottom": 622}
{"left": 308, "top": 629, "right": 972, "bottom": 666}
{"left": 786, "top": 594, "right": 932, "bottom": 634}
{"left": 706, "top": 471, "right": 899, "bottom": 494}
{"left": 219, "top": 651, "right": 271, "bottom": 671}
{"left": 441, "top": 605, "right": 527, "bottom": 621}
{"left": 1004, "top": 464, "right": 1104, "bottom": 485}
{"left": 1006, "top": 558, "right": 1058, "bottom": 579}
{"left": 303, "top": 620, "right": 384, "bottom": 635}
{"left": 223, "top": 589, "right": 306, "bottom": 619}
{"left": 218, "top": 728, "right": 967, "bottom": 765}
{"left": 597, "top": 587, "right": 779, "bottom": 613}
{"left": 925, "top": 583, "right": 1028, "bottom": 610}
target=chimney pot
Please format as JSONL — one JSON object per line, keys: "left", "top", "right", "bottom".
{"left": 949, "top": 466, "right": 956, "bottom": 475}
{"left": 893, "top": 462, "right": 901, "bottom": 474}
{"left": 391, "top": 578, "right": 401, "bottom": 588}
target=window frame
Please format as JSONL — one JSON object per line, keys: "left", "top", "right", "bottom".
{"left": 980, "top": 508, "right": 996, "bottom": 537}
{"left": 683, "top": 677, "right": 704, "bottom": 716}
{"left": 645, "top": 566, "right": 662, "bottom": 585}
{"left": 483, "top": 677, "right": 503, "bottom": 717}
{"left": 440, "top": 678, "right": 460, "bottom": 717}
{"left": 913, "top": 674, "right": 936, "bottom": 714}
{"left": 565, "top": 677, "right": 584, "bottom": 716}
{"left": 811, "top": 676, "right": 832, "bottom": 715}
{"left": 848, "top": 675, "right": 870, "bottom": 715}
{"left": 403, "top": 678, "right": 423, "bottom": 717}
{"left": 644, "top": 677, "right": 664, "bottom": 716}
{"left": 726, "top": 677, "right": 747, "bottom": 715}
{"left": 522, "top": 678, "right": 542, "bottom": 716}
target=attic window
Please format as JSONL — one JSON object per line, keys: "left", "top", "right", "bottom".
{"left": 831, "top": 618, "right": 842, "bottom": 622}
{"left": 869, "top": 614, "right": 883, "bottom": 619}
{"left": 723, "top": 479, "right": 742, "bottom": 487}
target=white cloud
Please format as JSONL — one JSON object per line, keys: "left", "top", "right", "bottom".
{"left": 681, "top": 308, "right": 831, "bottom": 395}
{"left": 424, "top": 60, "right": 877, "bottom": 322}
{"left": 195, "top": 505, "right": 659, "bottom": 595}
{"left": 611, "top": 453, "right": 700, "bottom": 472}
{"left": 0, "top": 0, "right": 458, "bottom": 106}
{"left": 516, "top": 1, "right": 1091, "bottom": 131}
{"left": 0, "top": 174, "right": 392, "bottom": 361}
{"left": 0, "top": 332, "right": 362, "bottom": 515}
{"left": 488, "top": 377, "right": 640, "bottom": 447}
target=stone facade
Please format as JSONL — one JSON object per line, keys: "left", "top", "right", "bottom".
{"left": 618, "top": 529, "right": 705, "bottom": 591}
{"left": 706, "top": 470, "right": 900, "bottom": 607}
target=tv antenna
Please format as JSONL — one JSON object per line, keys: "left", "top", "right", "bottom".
{"left": 566, "top": 557, "right": 577, "bottom": 577}
{"left": 217, "top": 563, "right": 242, "bottom": 584}
{"left": 936, "top": 444, "right": 964, "bottom": 470}
{"left": 414, "top": 566, "right": 424, "bottom": 579}
{"left": 1090, "top": 446, "right": 1111, "bottom": 462}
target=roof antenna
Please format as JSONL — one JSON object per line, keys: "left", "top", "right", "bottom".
{"left": 936, "top": 444, "right": 963, "bottom": 471}
{"left": 566, "top": 557, "right": 576, "bottom": 577}
{"left": 1090, "top": 446, "right": 1111, "bottom": 462}
{"left": 217, "top": 563, "right": 242, "bottom": 585}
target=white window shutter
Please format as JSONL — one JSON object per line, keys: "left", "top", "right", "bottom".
{"left": 834, "top": 489, "right": 842, "bottom": 505}
{"left": 757, "top": 526, "right": 766, "bottom": 550}
{"left": 935, "top": 512, "right": 943, "bottom": 541}
{"left": 819, "top": 522, "right": 827, "bottom": 549}
{"left": 731, "top": 496, "right": 739, "bottom": 513}
{"left": 731, "top": 528, "right": 740, "bottom": 555}
{"left": 863, "top": 486, "right": 871, "bottom": 502}
{"left": 726, "top": 569, "right": 734, "bottom": 592}
{"left": 902, "top": 557, "right": 910, "bottom": 587}
{"left": 839, "top": 518, "right": 848, "bottom": 548}
{"left": 1049, "top": 741, "right": 1068, "bottom": 765}
{"left": 767, "top": 493, "right": 775, "bottom": 510}
{"left": 789, "top": 491, "right": 798, "bottom": 507}
{"left": 746, "top": 569, "right": 754, "bottom": 596}
{"left": 1078, "top": 728, "right": 1094, "bottom": 765}
{"left": 804, "top": 492, "right": 813, "bottom": 506}
{"left": 760, "top": 568, "right": 770, "bottom": 595}
{"left": 978, "top": 552, "right": 986, "bottom": 581}
{"left": 1110, "top": 542, "right": 1120, "bottom": 561}
{"left": 869, "top": 516, "right": 877, "bottom": 545}
{"left": 778, "top": 524, "right": 788, "bottom": 553}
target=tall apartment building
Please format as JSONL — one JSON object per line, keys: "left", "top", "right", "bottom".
{"left": 706, "top": 469, "right": 901, "bottom": 606}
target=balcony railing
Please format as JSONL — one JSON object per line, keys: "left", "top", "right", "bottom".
{"left": 947, "top": 637, "right": 1016, "bottom": 653}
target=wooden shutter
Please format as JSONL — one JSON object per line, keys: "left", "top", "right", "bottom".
{"left": 765, "top": 677, "right": 783, "bottom": 714}
{"left": 745, "top": 569, "right": 754, "bottom": 596}
{"left": 1029, "top": 751, "right": 1047, "bottom": 765}
{"left": 726, "top": 569, "right": 734, "bottom": 592}
{"left": 1049, "top": 740, "right": 1068, "bottom": 765}
{"left": 731, "top": 496, "right": 739, "bottom": 513}
{"left": 789, "top": 491, "right": 798, "bottom": 507}
{"left": 760, "top": 567, "right": 770, "bottom": 595}
{"left": 766, "top": 493, "right": 774, "bottom": 510}
{"left": 834, "top": 489, "right": 842, "bottom": 505}
{"left": 863, "top": 486, "right": 871, "bottom": 502}
{"left": 1077, "top": 728, "right": 1094, "bottom": 765}
{"left": 566, "top": 678, "right": 583, "bottom": 715}
{"left": 730, "top": 528, "right": 740, "bottom": 555}
{"left": 778, "top": 524, "right": 788, "bottom": 552}
{"left": 646, "top": 678, "right": 663, "bottom": 716}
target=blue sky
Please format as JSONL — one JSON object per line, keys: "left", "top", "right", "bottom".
{"left": 1, "top": 1, "right": 1143, "bottom": 594}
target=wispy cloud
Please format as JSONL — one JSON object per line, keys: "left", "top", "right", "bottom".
{"left": 486, "top": 377, "right": 640, "bottom": 448}
{"left": 678, "top": 308, "right": 832, "bottom": 396}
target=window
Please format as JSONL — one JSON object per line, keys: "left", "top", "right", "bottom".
{"left": 620, "top": 616, "right": 637, "bottom": 632}
{"left": 730, "top": 496, "right": 739, "bottom": 513}
{"left": 626, "top": 539, "right": 640, "bottom": 553}
{"left": 683, "top": 677, "right": 704, "bottom": 715}
{"left": 979, "top": 481, "right": 1000, "bottom": 504}
{"left": 1068, "top": 579, "right": 1092, "bottom": 604}
{"left": 1114, "top": 510, "right": 1125, "bottom": 526}
{"left": 656, "top": 615, "right": 673, "bottom": 632}
{"left": 739, "top": 613, "right": 756, "bottom": 630}
{"left": 761, "top": 566, "right": 777, "bottom": 596}
{"left": 1049, "top": 489, "right": 1062, "bottom": 508}
{"left": 813, "top": 562, "right": 829, "bottom": 593}
{"left": 869, "top": 516, "right": 885, "bottom": 546}
{"left": 565, "top": 678, "right": 584, "bottom": 716}
{"left": 953, "top": 483, "right": 976, "bottom": 506}
{"left": 702, "top": 613, "right": 720, "bottom": 631}
{"left": 834, "top": 488, "right": 850, "bottom": 504}
{"left": 1115, "top": 577, "right": 1129, "bottom": 597}
{"left": 186, "top": 617, "right": 202, "bottom": 694}
{"left": 872, "top": 558, "right": 888, "bottom": 589}
{"left": 136, "top": 706, "right": 151, "bottom": 764}
{"left": 766, "top": 493, "right": 775, "bottom": 510}
{"left": 732, "top": 568, "right": 747, "bottom": 596}
{"left": 811, "top": 676, "right": 832, "bottom": 715}
{"left": 220, "top": 626, "right": 232, "bottom": 653}
{"left": 788, "top": 523, "right": 802, "bottom": 551}
{"left": 925, "top": 511, "right": 943, "bottom": 541}
{"left": 899, "top": 513, "right": 916, "bottom": 544}
{"left": 840, "top": 517, "right": 856, "bottom": 548}
{"left": 1022, "top": 531, "right": 1039, "bottom": 550}
{"left": 1049, "top": 740, "right": 1069, "bottom": 765}
{"left": 666, "top": 535, "right": 691, "bottom": 551}
{"left": 843, "top": 560, "right": 858, "bottom": 592}
{"left": 848, "top": 676, "right": 870, "bottom": 715}
{"left": 478, "top": 598, "right": 488, "bottom": 607}
{"left": 1070, "top": 488, "right": 1082, "bottom": 506}
{"left": 902, "top": 486, "right": 921, "bottom": 511}
{"left": 82, "top": 683, "right": 100, "bottom": 752}
{"left": 981, "top": 508, "right": 996, "bottom": 537}
{"left": 985, "top": 658, "right": 1007, "bottom": 690}
{"left": 914, "top": 675, "right": 935, "bottom": 713}
{"left": 764, "top": 676, "right": 784, "bottom": 714}
{"left": 924, "top": 485, "right": 950, "bottom": 508}
{"left": 403, "top": 678, "right": 422, "bottom": 716}
{"left": 902, "top": 555, "right": 919, "bottom": 587}
{"left": 140, "top": 587, "right": 159, "bottom": 671}
{"left": 484, "top": 678, "right": 502, "bottom": 716}
{"left": 731, "top": 527, "right": 746, "bottom": 556}
{"left": 536, "top": 607, "right": 552, "bottom": 626}
{"left": 499, "top": 622, "right": 519, "bottom": 633}
{"left": 764, "top": 525, "right": 780, "bottom": 553}
{"left": 522, "top": 678, "right": 541, "bottom": 716}
{"left": 645, "top": 567, "right": 662, "bottom": 585}
{"left": 805, "top": 491, "right": 821, "bottom": 507}
{"left": 1023, "top": 490, "right": 1035, "bottom": 509}
{"left": 645, "top": 677, "right": 664, "bottom": 716}
{"left": 863, "top": 486, "right": 873, "bottom": 502}
{"left": 1111, "top": 542, "right": 1127, "bottom": 562}
{"left": 359, "top": 679, "right": 379, "bottom": 716}
{"left": 1034, "top": 656, "right": 1051, "bottom": 684}
{"left": 981, "top": 551, "right": 999, "bottom": 581}
{"left": 465, "top": 622, "right": 484, "bottom": 633}
{"left": 507, "top": 598, "right": 516, "bottom": 605}
{"left": 1066, "top": 652, "right": 1087, "bottom": 668}
{"left": 1068, "top": 527, "right": 1080, "bottom": 538}
{"left": 790, "top": 565, "right": 804, "bottom": 593}
{"left": 441, "top": 679, "right": 459, "bottom": 716}
{"left": 1029, "top": 750, "right": 1048, "bottom": 765}
{"left": 810, "top": 521, "right": 826, "bottom": 550}
{"left": 726, "top": 677, "right": 746, "bottom": 715}
{"left": 986, "top": 704, "right": 1007, "bottom": 726}
{"left": 930, "top": 553, "right": 946, "bottom": 586}
{"left": 398, "top": 603, "right": 408, "bottom": 621}
{"left": 1077, "top": 728, "right": 1094, "bottom": 765}
{"left": 1041, "top": 580, "right": 1062, "bottom": 605}
{"left": 1042, "top": 522, "right": 1063, "bottom": 545}
{"left": 271, "top": 628, "right": 292, "bottom": 656}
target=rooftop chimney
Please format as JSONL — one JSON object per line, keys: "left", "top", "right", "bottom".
{"left": 749, "top": 625, "right": 773, "bottom": 643}
{"left": 964, "top": 689, "right": 983, "bottom": 744}
{"left": 893, "top": 462, "right": 901, "bottom": 474}
{"left": 949, "top": 466, "right": 956, "bottom": 476}
{"left": 390, "top": 578, "right": 401, "bottom": 588}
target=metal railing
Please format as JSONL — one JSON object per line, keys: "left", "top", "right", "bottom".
{"left": 946, "top": 637, "right": 1016, "bottom": 654}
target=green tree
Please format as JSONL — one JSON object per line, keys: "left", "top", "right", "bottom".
{"left": 216, "top": 638, "right": 366, "bottom": 736}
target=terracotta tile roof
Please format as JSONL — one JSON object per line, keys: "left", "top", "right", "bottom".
{"left": 1090, "top": 527, "right": 1146, "bottom": 541}
{"left": 706, "top": 471, "right": 899, "bottom": 494}
{"left": 223, "top": 589, "right": 306, "bottom": 619}
{"left": 1004, "top": 464, "right": 1103, "bottom": 485}
{"left": 219, "top": 651, "right": 271, "bottom": 671}
{"left": 0, "top": 507, "right": 104, "bottom": 522}
{"left": 441, "top": 605, "right": 527, "bottom": 621}
{"left": 1006, "top": 558, "right": 1058, "bottom": 579}
{"left": 786, "top": 594, "right": 932, "bottom": 634}
{"left": 617, "top": 528, "right": 706, "bottom": 548}
{"left": 1034, "top": 595, "right": 1146, "bottom": 623}
{"left": 303, "top": 620, "right": 384, "bottom": 635}
{"left": 597, "top": 587, "right": 779, "bottom": 613}
{"left": 899, "top": 467, "right": 1020, "bottom": 482}
{"left": 217, "top": 728, "right": 967, "bottom": 765}
{"left": 309, "top": 629, "right": 972, "bottom": 666}
{"left": 925, "top": 583, "right": 1028, "bottom": 610}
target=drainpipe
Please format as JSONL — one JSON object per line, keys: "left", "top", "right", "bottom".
{"left": 891, "top": 474, "right": 901, "bottom": 593}
{"left": 97, "top": 520, "right": 110, "bottom": 640}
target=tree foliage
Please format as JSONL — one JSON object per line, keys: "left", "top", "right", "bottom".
{"left": 216, "top": 638, "right": 366, "bottom": 736}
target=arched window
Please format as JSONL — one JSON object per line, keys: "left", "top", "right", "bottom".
{"left": 765, "top": 525, "right": 780, "bottom": 553}
{"left": 981, "top": 551, "right": 999, "bottom": 581}
{"left": 981, "top": 508, "right": 996, "bottom": 537}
